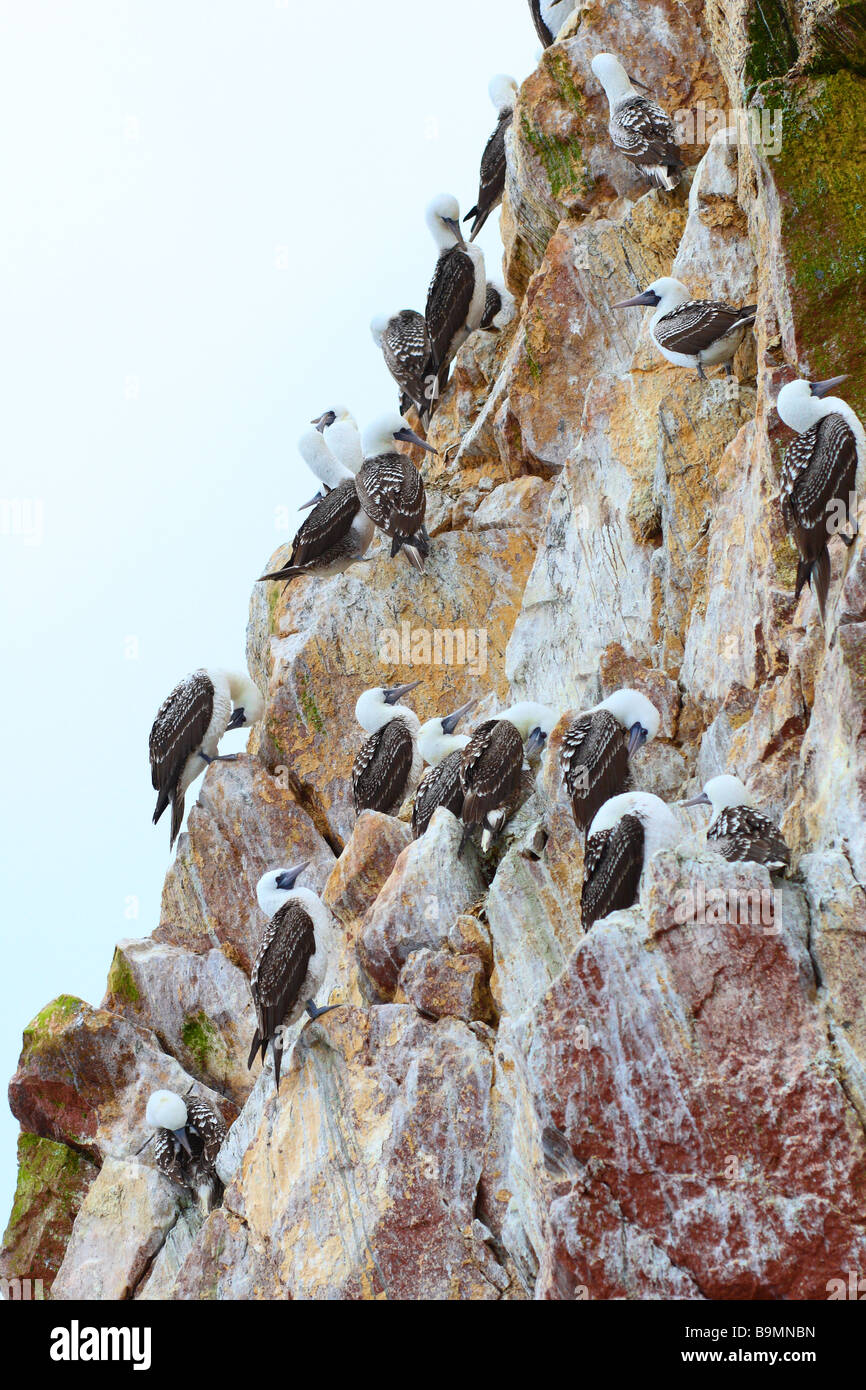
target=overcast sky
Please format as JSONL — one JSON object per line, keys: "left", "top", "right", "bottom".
{"left": 0, "top": 2, "right": 538, "bottom": 1227}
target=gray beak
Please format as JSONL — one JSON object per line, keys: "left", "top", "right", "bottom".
{"left": 299, "top": 489, "right": 326, "bottom": 510}
{"left": 444, "top": 216, "right": 465, "bottom": 245}
{"left": 627, "top": 722, "right": 648, "bottom": 757}
{"left": 383, "top": 679, "right": 422, "bottom": 705}
{"left": 525, "top": 726, "right": 547, "bottom": 757}
{"left": 810, "top": 375, "right": 848, "bottom": 398}
{"left": 275, "top": 860, "right": 311, "bottom": 890}
{"left": 226, "top": 706, "right": 246, "bottom": 731}
{"left": 134, "top": 1134, "right": 154, "bottom": 1157}
{"left": 440, "top": 697, "right": 477, "bottom": 735}
{"left": 612, "top": 289, "right": 662, "bottom": 309}
{"left": 173, "top": 1127, "right": 193, "bottom": 1157}
{"left": 630, "top": 74, "right": 651, "bottom": 92}
{"left": 682, "top": 791, "right": 711, "bottom": 809}
{"left": 311, "top": 410, "right": 336, "bottom": 432}
{"left": 394, "top": 425, "right": 438, "bottom": 455}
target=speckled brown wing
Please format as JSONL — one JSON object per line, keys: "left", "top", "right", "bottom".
{"left": 653, "top": 301, "right": 757, "bottom": 356}
{"left": 460, "top": 719, "right": 524, "bottom": 827}
{"left": 425, "top": 246, "right": 478, "bottom": 371}
{"left": 353, "top": 718, "right": 415, "bottom": 816}
{"left": 708, "top": 806, "right": 791, "bottom": 872}
{"left": 149, "top": 669, "right": 215, "bottom": 823}
{"left": 581, "top": 813, "right": 644, "bottom": 931}
{"left": 465, "top": 107, "right": 512, "bottom": 239}
{"left": 356, "top": 453, "right": 426, "bottom": 542}
{"left": 412, "top": 749, "right": 465, "bottom": 836}
{"left": 249, "top": 902, "right": 316, "bottom": 1088}
{"left": 560, "top": 711, "right": 630, "bottom": 831}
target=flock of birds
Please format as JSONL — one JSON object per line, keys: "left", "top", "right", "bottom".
{"left": 139, "top": 2, "right": 865, "bottom": 1208}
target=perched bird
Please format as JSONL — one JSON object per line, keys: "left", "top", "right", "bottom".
{"left": 581, "top": 792, "right": 681, "bottom": 931}
{"left": 591, "top": 53, "right": 684, "bottom": 191}
{"left": 150, "top": 668, "right": 264, "bottom": 848}
{"left": 258, "top": 430, "right": 374, "bottom": 587}
{"left": 560, "top": 689, "right": 661, "bottom": 832}
{"left": 480, "top": 280, "right": 517, "bottom": 331}
{"left": 356, "top": 412, "right": 435, "bottom": 569}
{"left": 411, "top": 697, "right": 478, "bottom": 837}
{"left": 613, "top": 277, "right": 757, "bottom": 379}
{"left": 370, "top": 310, "right": 433, "bottom": 422}
{"left": 529, "top": 0, "right": 576, "bottom": 46}
{"left": 311, "top": 405, "right": 363, "bottom": 477}
{"left": 776, "top": 375, "right": 865, "bottom": 625}
{"left": 294, "top": 423, "right": 358, "bottom": 508}
{"left": 460, "top": 701, "right": 558, "bottom": 851}
{"left": 423, "top": 194, "right": 486, "bottom": 403}
{"left": 464, "top": 75, "right": 518, "bottom": 241}
{"left": 353, "top": 681, "right": 423, "bottom": 816}
{"left": 145, "top": 1089, "right": 226, "bottom": 1212}
{"left": 683, "top": 775, "right": 791, "bottom": 872}
{"left": 248, "top": 863, "right": 339, "bottom": 1090}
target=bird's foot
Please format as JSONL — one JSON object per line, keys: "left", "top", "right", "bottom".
{"left": 199, "top": 753, "right": 238, "bottom": 764}
{"left": 697, "top": 363, "right": 707, "bottom": 381}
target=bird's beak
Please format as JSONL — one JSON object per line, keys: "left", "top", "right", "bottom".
{"left": 627, "top": 722, "right": 648, "bottom": 756}
{"left": 441, "top": 697, "right": 478, "bottom": 735}
{"left": 810, "top": 375, "right": 848, "bottom": 398}
{"left": 444, "top": 216, "right": 465, "bottom": 245}
{"left": 133, "top": 1134, "right": 154, "bottom": 1157}
{"left": 681, "top": 792, "right": 711, "bottom": 808}
{"left": 226, "top": 706, "right": 247, "bottom": 731}
{"left": 298, "top": 490, "right": 325, "bottom": 510}
{"left": 612, "top": 289, "right": 661, "bottom": 309}
{"left": 275, "top": 860, "right": 311, "bottom": 890}
{"left": 384, "top": 679, "right": 422, "bottom": 704}
{"left": 630, "top": 74, "right": 650, "bottom": 91}
{"left": 173, "top": 1127, "right": 193, "bottom": 1157}
{"left": 525, "top": 726, "right": 547, "bottom": 757}
{"left": 394, "top": 425, "right": 438, "bottom": 455}
{"left": 311, "top": 411, "right": 336, "bottom": 431}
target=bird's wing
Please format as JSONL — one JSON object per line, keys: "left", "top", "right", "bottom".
{"left": 653, "top": 300, "right": 757, "bottom": 356}
{"left": 709, "top": 807, "right": 791, "bottom": 869}
{"left": 425, "top": 247, "right": 478, "bottom": 369}
{"left": 581, "top": 812, "right": 645, "bottom": 930}
{"left": 252, "top": 902, "right": 316, "bottom": 1047}
{"left": 561, "top": 710, "right": 630, "bottom": 829}
{"left": 611, "top": 96, "right": 682, "bottom": 168}
{"left": 782, "top": 413, "right": 858, "bottom": 533}
{"left": 289, "top": 479, "right": 360, "bottom": 567}
{"left": 412, "top": 750, "right": 464, "bottom": 836}
{"left": 384, "top": 311, "right": 431, "bottom": 406}
{"left": 353, "top": 718, "right": 414, "bottom": 815}
{"left": 186, "top": 1097, "right": 227, "bottom": 1169}
{"left": 460, "top": 719, "right": 525, "bottom": 826}
{"left": 356, "top": 454, "right": 426, "bottom": 538}
{"left": 529, "top": 0, "right": 555, "bottom": 45}
{"left": 149, "top": 669, "right": 215, "bottom": 795}
{"left": 467, "top": 111, "right": 511, "bottom": 235}
{"left": 152, "top": 1130, "right": 186, "bottom": 1185}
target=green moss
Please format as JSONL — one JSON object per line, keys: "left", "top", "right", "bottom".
{"left": 298, "top": 676, "right": 324, "bottom": 732}
{"left": 524, "top": 333, "right": 543, "bottom": 384}
{"left": 2, "top": 1134, "right": 96, "bottom": 1287}
{"left": 545, "top": 49, "right": 585, "bottom": 113}
{"left": 520, "top": 112, "right": 592, "bottom": 203}
{"left": 806, "top": 1, "right": 866, "bottom": 77}
{"left": 181, "top": 1011, "right": 223, "bottom": 1072}
{"left": 743, "top": 0, "right": 798, "bottom": 97}
{"left": 267, "top": 582, "right": 280, "bottom": 632}
{"left": 105, "top": 949, "right": 140, "bottom": 1005}
{"left": 21, "top": 996, "right": 83, "bottom": 1056}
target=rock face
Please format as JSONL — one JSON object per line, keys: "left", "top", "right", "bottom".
{"left": 5, "top": 5, "right": 866, "bottom": 1300}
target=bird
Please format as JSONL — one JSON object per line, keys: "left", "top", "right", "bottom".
{"left": 590, "top": 53, "right": 684, "bottom": 191}
{"left": 356, "top": 412, "right": 435, "bottom": 570}
{"left": 310, "top": 405, "right": 363, "bottom": 478}
{"left": 353, "top": 681, "right": 423, "bottom": 817}
{"left": 464, "top": 75, "right": 518, "bottom": 241}
{"left": 149, "top": 668, "right": 265, "bottom": 848}
{"left": 370, "top": 310, "right": 433, "bottom": 422}
{"left": 480, "top": 280, "right": 517, "bottom": 331}
{"left": 529, "top": 0, "right": 576, "bottom": 46}
{"left": 423, "top": 193, "right": 487, "bottom": 405}
{"left": 683, "top": 775, "right": 791, "bottom": 872}
{"left": 411, "top": 697, "right": 478, "bottom": 837}
{"left": 581, "top": 792, "right": 681, "bottom": 931}
{"left": 145, "top": 1089, "right": 226, "bottom": 1212}
{"left": 293, "top": 422, "right": 359, "bottom": 508}
{"left": 775, "top": 374, "right": 865, "bottom": 626}
{"left": 460, "top": 701, "right": 559, "bottom": 852}
{"left": 248, "top": 863, "right": 340, "bottom": 1091}
{"left": 613, "top": 277, "right": 757, "bottom": 379}
{"left": 258, "top": 430, "right": 375, "bottom": 588}
{"left": 560, "top": 689, "right": 661, "bottom": 833}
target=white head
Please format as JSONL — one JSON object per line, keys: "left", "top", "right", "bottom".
{"left": 589, "top": 791, "right": 681, "bottom": 855}
{"left": 224, "top": 672, "right": 265, "bottom": 729}
{"left": 489, "top": 73, "right": 518, "bottom": 111}
{"left": 361, "top": 412, "right": 435, "bottom": 459}
{"left": 256, "top": 860, "right": 310, "bottom": 917}
{"left": 370, "top": 314, "right": 389, "bottom": 347}
{"left": 598, "top": 688, "right": 660, "bottom": 755}
{"left": 426, "top": 192, "right": 463, "bottom": 250}
{"left": 683, "top": 774, "right": 753, "bottom": 821}
{"left": 355, "top": 680, "right": 422, "bottom": 735}
{"left": 500, "top": 701, "right": 559, "bottom": 757}
{"left": 591, "top": 53, "right": 633, "bottom": 103}
{"left": 417, "top": 698, "right": 477, "bottom": 766}
{"left": 775, "top": 375, "right": 851, "bottom": 433}
{"left": 146, "top": 1089, "right": 188, "bottom": 1132}
{"left": 613, "top": 277, "right": 691, "bottom": 314}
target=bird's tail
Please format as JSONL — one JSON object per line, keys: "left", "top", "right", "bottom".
{"left": 152, "top": 787, "right": 170, "bottom": 826}
{"left": 247, "top": 1028, "right": 262, "bottom": 1071}
{"left": 258, "top": 564, "right": 301, "bottom": 583}
{"left": 796, "top": 546, "right": 831, "bottom": 625}
{"left": 169, "top": 791, "right": 185, "bottom": 848}
{"left": 273, "top": 1038, "right": 284, "bottom": 1091}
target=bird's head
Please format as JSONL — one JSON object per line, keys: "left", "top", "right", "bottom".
{"left": 426, "top": 192, "right": 464, "bottom": 248}
{"left": 612, "top": 277, "right": 688, "bottom": 312}
{"left": 599, "top": 688, "right": 661, "bottom": 755}
{"left": 362, "top": 411, "right": 437, "bottom": 458}
{"left": 683, "top": 774, "right": 752, "bottom": 816}
{"left": 488, "top": 73, "right": 518, "bottom": 111}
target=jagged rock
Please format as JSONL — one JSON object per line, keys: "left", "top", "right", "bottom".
{"left": 0, "top": 1135, "right": 97, "bottom": 1292}
{"left": 397, "top": 948, "right": 492, "bottom": 1023}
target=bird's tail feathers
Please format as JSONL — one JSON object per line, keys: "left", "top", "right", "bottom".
{"left": 169, "top": 792, "right": 185, "bottom": 848}
{"left": 152, "top": 788, "right": 170, "bottom": 826}
{"left": 247, "top": 1029, "right": 262, "bottom": 1071}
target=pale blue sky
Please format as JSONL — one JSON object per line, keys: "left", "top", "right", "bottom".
{"left": 0, "top": 2, "right": 537, "bottom": 1225}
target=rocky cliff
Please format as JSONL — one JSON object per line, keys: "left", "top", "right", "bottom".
{"left": 4, "top": 0, "right": 866, "bottom": 1300}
